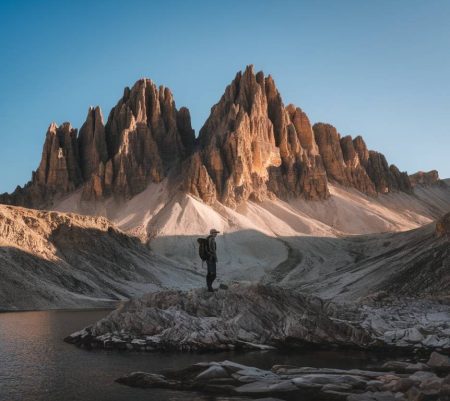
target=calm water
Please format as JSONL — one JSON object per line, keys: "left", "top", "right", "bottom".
{"left": 0, "top": 309, "right": 386, "bottom": 401}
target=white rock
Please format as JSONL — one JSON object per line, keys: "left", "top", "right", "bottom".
{"left": 196, "top": 365, "right": 229, "bottom": 380}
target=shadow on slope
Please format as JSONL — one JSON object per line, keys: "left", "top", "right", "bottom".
{"left": 149, "top": 222, "right": 450, "bottom": 301}
{"left": 0, "top": 224, "right": 202, "bottom": 311}
{"left": 2, "top": 220, "right": 448, "bottom": 310}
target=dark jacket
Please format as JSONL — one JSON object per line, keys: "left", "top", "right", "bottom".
{"left": 207, "top": 235, "right": 218, "bottom": 262}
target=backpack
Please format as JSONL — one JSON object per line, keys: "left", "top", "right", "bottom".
{"left": 197, "top": 237, "right": 209, "bottom": 261}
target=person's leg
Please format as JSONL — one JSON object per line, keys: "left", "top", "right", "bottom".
{"left": 209, "top": 272, "right": 216, "bottom": 289}
{"left": 208, "top": 260, "right": 216, "bottom": 291}
{"left": 206, "top": 260, "right": 214, "bottom": 291}
{"left": 206, "top": 272, "right": 211, "bottom": 289}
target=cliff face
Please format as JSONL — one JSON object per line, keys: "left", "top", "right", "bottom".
{"left": 1, "top": 80, "right": 195, "bottom": 207}
{"left": 410, "top": 170, "right": 441, "bottom": 187}
{"left": 0, "top": 123, "right": 83, "bottom": 207}
{"left": 186, "top": 66, "right": 329, "bottom": 207}
{"left": 312, "top": 124, "right": 411, "bottom": 196}
{"left": 186, "top": 67, "right": 415, "bottom": 206}
{"left": 82, "top": 79, "right": 196, "bottom": 201}
{"left": 1, "top": 66, "right": 419, "bottom": 209}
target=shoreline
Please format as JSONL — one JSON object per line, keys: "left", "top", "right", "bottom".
{"left": 0, "top": 305, "right": 117, "bottom": 314}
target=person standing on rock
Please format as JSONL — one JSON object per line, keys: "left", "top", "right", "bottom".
{"left": 206, "top": 228, "right": 220, "bottom": 292}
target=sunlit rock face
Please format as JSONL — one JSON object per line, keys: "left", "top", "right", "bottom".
{"left": 0, "top": 66, "right": 420, "bottom": 209}
{"left": 410, "top": 170, "right": 440, "bottom": 187}
{"left": 0, "top": 122, "right": 83, "bottom": 208}
{"left": 85, "top": 79, "right": 195, "bottom": 200}
{"left": 189, "top": 65, "right": 329, "bottom": 207}
{"left": 1, "top": 80, "right": 196, "bottom": 207}
{"left": 313, "top": 124, "right": 411, "bottom": 195}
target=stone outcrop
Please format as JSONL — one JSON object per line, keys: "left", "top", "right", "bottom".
{"left": 182, "top": 153, "right": 217, "bottom": 205}
{"left": 313, "top": 125, "right": 377, "bottom": 195}
{"left": 313, "top": 123, "right": 348, "bottom": 184}
{"left": 65, "top": 283, "right": 450, "bottom": 354}
{"left": 0, "top": 122, "right": 83, "bottom": 207}
{"left": 389, "top": 164, "right": 412, "bottom": 192}
{"left": 65, "top": 283, "right": 373, "bottom": 351}
{"left": 365, "top": 152, "right": 412, "bottom": 193}
{"left": 37, "top": 122, "right": 83, "bottom": 193}
{"left": 436, "top": 212, "right": 450, "bottom": 238}
{"left": 410, "top": 170, "right": 440, "bottom": 187}
{"left": 313, "top": 124, "right": 411, "bottom": 195}
{"left": 341, "top": 136, "right": 377, "bottom": 195}
{"left": 116, "top": 359, "right": 450, "bottom": 401}
{"left": 268, "top": 102, "right": 329, "bottom": 201}
{"left": 0, "top": 66, "right": 424, "bottom": 209}
{"left": 78, "top": 106, "right": 108, "bottom": 181}
{"left": 100, "top": 79, "right": 195, "bottom": 199}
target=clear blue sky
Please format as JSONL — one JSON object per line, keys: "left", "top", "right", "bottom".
{"left": 0, "top": 0, "right": 449, "bottom": 193}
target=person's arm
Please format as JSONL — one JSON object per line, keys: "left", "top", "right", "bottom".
{"left": 208, "top": 237, "right": 218, "bottom": 262}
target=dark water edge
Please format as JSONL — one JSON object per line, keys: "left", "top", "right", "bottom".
{"left": 0, "top": 309, "right": 396, "bottom": 401}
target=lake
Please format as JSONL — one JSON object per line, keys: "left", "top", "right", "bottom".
{"left": 0, "top": 309, "right": 388, "bottom": 401}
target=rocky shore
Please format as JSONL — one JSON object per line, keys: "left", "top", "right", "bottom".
{"left": 65, "top": 284, "right": 372, "bottom": 351}
{"left": 116, "top": 353, "right": 450, "bottom": 401}
{"left": 65, "top": 284, "right": 450, "bottom": 354}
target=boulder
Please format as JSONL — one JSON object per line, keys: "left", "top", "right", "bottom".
{"left": 116, "top": 360, "right": 449, "bottom": 400}
{"left": 427, "top": 352, "right": 450, "bottom": 369}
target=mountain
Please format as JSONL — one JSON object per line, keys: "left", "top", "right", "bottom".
{"left": 1, "top": 65, "right": 438, "bottom": 211}
{"left": 0, "top": 80, "right": 195, "bottom": 208}
{"left": 1, "top": 66, "right": 450, "bottom": 310}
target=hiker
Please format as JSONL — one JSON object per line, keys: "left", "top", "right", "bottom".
{"left": 206, "top": 228, "right": 220, "bottom": 292}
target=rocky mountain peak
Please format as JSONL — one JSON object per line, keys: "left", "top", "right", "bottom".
{"left": 1, "top": 77, "right": 195, "bottom": 207}
{"left": 189, "top": 65, "right": 330, "bottom": 206}
{"left": 409, "top": 170, "right": 440, "bottom": 187}
{"left": 78, "top": 106, "right": 108, "bottom": 182}
{"left": 36, "top": 121, "right": 82, "bottom": 194}
{"left": 191, "top": 65, "right": 282, "bottom": 207}
{"left": 0, "top": 66, "right": 428, "bottom": 209}
{"left": 312, "top": 123, "right": 412, "bottom": 195}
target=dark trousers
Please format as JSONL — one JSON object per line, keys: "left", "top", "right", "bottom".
{"left": 206, "top": 260, "right": 216, "bottom": 290}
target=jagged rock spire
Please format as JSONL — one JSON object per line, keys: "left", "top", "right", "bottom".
{"left": 0, "top": 77, "right": 196, "bottom": 207}
{"left": 36, "top": 122, "right": 82, "bottom": 194}
{"left": 0, "top": 66, "right": 418, "bottom": 209}
{"left": 98, "top": 78, "right": 195, "bottom": 199}
{"left": 189, "top": 65, "right": 329, "bottom": 206}
{"left": 78, "top": 106, "right": 108, "bottom": 181}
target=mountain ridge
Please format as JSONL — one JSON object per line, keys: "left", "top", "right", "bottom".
{"left": 1, "top": 65, "right": 440, "bottom": 210}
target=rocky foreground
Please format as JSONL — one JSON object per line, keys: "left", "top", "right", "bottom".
{"left": 116, "top": 354, "right": 450, "bottom": 401}
{"left": 65, "top": 284, "right": 450, "bottom": 353}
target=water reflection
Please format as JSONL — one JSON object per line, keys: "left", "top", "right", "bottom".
{"left": 0, "top": 309, "right": 384, "bottom": 401}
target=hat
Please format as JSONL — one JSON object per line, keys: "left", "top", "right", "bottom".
{"left": 210, "top": 228, "right": 220, "bottom": 234}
